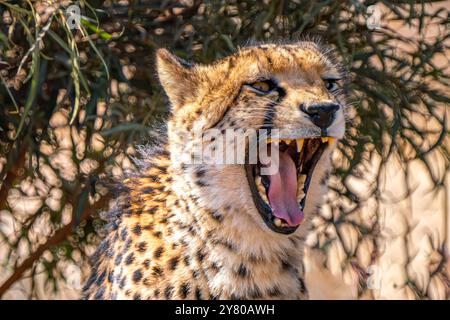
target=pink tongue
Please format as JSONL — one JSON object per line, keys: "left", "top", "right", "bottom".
{"left": 267, "top": 151, "right": 304, "bottom": 227}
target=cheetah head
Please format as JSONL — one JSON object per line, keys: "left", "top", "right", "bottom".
{"left": 156, "top": 41, "right": 347, "bottom": 236}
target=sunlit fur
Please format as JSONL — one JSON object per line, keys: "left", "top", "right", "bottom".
{"left": 83, "top": 41, "right": 347, "bottom": 300}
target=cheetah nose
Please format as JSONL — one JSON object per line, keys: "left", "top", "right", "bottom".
{"left": 301, "top": 103, "right": 340, "bottom": 129}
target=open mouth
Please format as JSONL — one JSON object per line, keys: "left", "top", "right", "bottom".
{"left": 245, "top": 137, "right": 334, "bottom": 234}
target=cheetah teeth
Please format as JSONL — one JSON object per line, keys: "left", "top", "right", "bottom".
{"left": 267, "top": 138, "right": 304, "bottom": 152}
{"left": 255, "top": 176, "right": 269, "bottom": 203}
{"left": 274, "top": 218, "right": 282, "bottom": 227}
{"left": 266, "top": 137, "right": 335, "bottom": 151}
{"left": 297, "top": 174, "right": 306, "bottom": 201}
{"left": 273, "top": 217, "right": 289, "bottom": 228}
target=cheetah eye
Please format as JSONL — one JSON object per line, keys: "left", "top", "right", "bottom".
{"left": 248, "top": 79, "right": 277, "bottom": 93}
{"left": 324, "top": 79, "right": 340, "bottom": 92}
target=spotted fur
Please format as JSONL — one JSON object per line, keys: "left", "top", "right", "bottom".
{"left": 83, "top": 41, "right": 347, "bottom": 300}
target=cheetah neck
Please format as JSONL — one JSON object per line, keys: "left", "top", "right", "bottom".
{"left": 168, "top": 164, "right": 310, "bottom": 299}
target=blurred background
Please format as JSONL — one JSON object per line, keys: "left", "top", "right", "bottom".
{"left": 0, "top": 0, "right": 448, "bottom": 300}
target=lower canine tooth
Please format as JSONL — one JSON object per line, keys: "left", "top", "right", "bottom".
{"left": 274, "top": 218, "right": 282, "bottom": 227}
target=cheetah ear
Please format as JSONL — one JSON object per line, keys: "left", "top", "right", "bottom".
{"left": 156, "top": 49, "right": 196, "bottom": 110}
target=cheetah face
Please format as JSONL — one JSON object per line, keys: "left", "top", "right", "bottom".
{"left": 156, "top": 42, "right": 347, "bottom": 235}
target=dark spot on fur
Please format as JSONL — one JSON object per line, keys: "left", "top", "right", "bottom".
{"left": 142, "top": 187, "right": 153, "bottom": 194}
{"left": 249, "top": 254, "right": 264, "bottom": 263}
{"left": 153, "top": 231, "right": 162, "bottom": 238}
{"left": 133, "top": 293, "right": 141, "bottom": 300}
{"left": 137, "top": 241, "right": 147, "bottom": 252}
{"left": 211, "top": 211, "right": 223, "bottom": 222}
{"left": 98, "top": 239, "right": 110, "bottom": 254}
{"left": 160, "top": 217, "right": 168, "bottom": 224}
{"left": 195, "top": 168, "right": 206, "bottom": 178}
{"left": 195, "top": 180, "right": 207, "bottom": 187}
{"left": 152, "top": 266, "right": 163, "bottom": 276}
{"left": 169, "top": 256, "right": 179, "bottom": 270}
{"left": 132, "top": 224, "right": 142, "bottom": 236}
{"left": 156, "top": 165, "right": 168, "bottom": 174}
{"left": 132, "top": 269, "right": 143, "bottom": 283}
{"left": 210, "top": 262, "right": 220, "bottom": 272}
{"left": 195, "top": 287, "right": 203, "bottom": 300}
{"left": 281, "top": 259, "right": 293, "bottom": 271}
{"left": 188, "top": 225, "right": 196, "bottom": 235}
{"left": 154, "top": 246, "right": 164, "bottom": 259}
{"left": 144, "top": 222, "right": 154, "bottom": 231}
{"left": 268, "top": 286, "right": 281, "bottom": 297}
{"left": 107, "top": 271, "right": 113, "bottom": 283}
{"left": 114, "top": 253, "right": 123, "bottom": 266}
{"left": 237, "top": 263, "right": 249, "bottom": 277}
{"left": 122, "top": 238, "right": 132, "bottom": 254}
{"left": 95, "top": 270, "right": 106, "bottom": 286}
{"left": 164, "top": 286, "right": 174, "bottom": 299}
{"left": 183, "top": 255, "right": 190, "bottom": 266}
{"left": 180, "top": 283, "right": 190, "bottom": 299}
{"left": 249, "top": 286, "right": 262, "bottom": 299}
{"left": 298, "top": 277, "right": 307, "bottom": 294}
{"left": 196, "top": 250, "right": 205, "bottom": 262}
{"left": 94, "top": 286, "right": 105, "bottom": 300}
{"left": 223, "top": 240, "right": 237, "bottom": 251}
{"left": 119, "top": 276, "right": 126, "bottom": 289}
{"left": 125, "top": 253, "right": 135, "bottom": 265}
{"left": 147, "top": 206, "right": 157, "bottom": 214}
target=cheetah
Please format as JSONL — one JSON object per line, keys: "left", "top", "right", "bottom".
{"left": 83, "top": 41, "right": 347, "bottom": 300}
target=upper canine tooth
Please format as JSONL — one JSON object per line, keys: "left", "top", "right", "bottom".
{"left": 296, "top": 139, "right": 304, "bottom": 152}
{"left": 321, "top": 137, "right": 329, "bottom": 143}
{"left": 283, "top": 139, "right": 291, "bottom": 144}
